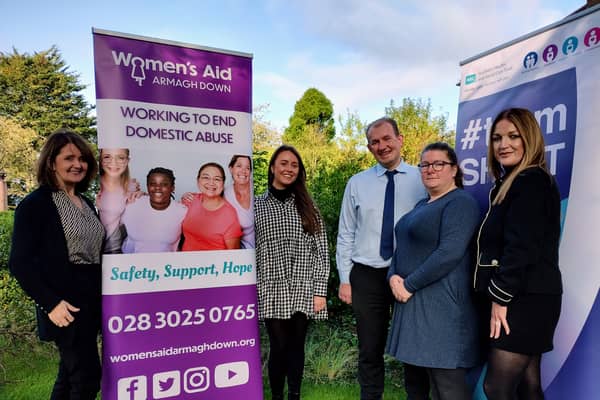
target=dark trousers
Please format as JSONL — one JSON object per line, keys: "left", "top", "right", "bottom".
{"left": 50, "top": 308, "right": 101, "bottom": 400}
{"left": 265, "top": 312, "right": 310, "bottom": 399}
{"left": 350, "top": 263, "right": 393, "bottom": 400}
{"left": 50, "top": 266, "right": 101, "bottom": 400}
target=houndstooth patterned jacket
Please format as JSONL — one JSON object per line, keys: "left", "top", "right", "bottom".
{"left": 254, "top": 191, "right": 329, "bottom": 320}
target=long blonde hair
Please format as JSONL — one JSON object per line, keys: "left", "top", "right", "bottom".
{"left": 487, "top": 108, "right": 548, "bottom": 204}
{"left": 99, "top": 148, "right": 131, "bottom": 192}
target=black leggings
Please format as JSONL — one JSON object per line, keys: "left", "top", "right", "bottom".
{"left": 484, "top": 348, "right": 544, "bottom": 400}
{"left": 265, "top": 313, "right": 310, "bottom": 397}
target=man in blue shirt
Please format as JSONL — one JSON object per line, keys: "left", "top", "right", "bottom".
{"left": 337, "top": 117, "right": 427, "bottom": 400}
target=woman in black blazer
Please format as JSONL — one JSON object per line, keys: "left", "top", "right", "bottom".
{"left": 474, "top": 108, "right": 562, "bottom": 400}
{"left": 9, "top": 130, "right": 105, "bottom": 399}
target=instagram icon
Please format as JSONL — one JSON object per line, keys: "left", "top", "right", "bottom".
{"left": 184, "top": 366, "right": 210, "bottom": 393}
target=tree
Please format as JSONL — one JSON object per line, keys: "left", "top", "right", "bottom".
{"left": 252, "top": 104, "right": 282, "bottom": 196}
{"left": 283, "top": 88, "right": 335, "bottom": 144}
{"left": 0, "top": 116, "right": 38, "bottom": 202}
{"left": 385, "top": 98, "right": 454, "bottom": 165}
{"left": 0, "top": 46, "right": 96, "bottom": 144}
{"left": 252, "top": 104, "right": 281, "bottom": 153}
{"left": 336, "top": 109, "right": 368, "bottom": 153}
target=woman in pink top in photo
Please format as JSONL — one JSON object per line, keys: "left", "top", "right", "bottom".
{"left": 96, "top": 148, "right": 141, "bottom": 254}
{"left": 181, "top": 162, "right": 242, "bottom": 251}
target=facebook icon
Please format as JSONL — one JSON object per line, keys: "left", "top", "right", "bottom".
{"left": 118, "top": 376, "right": 147, "bottom": 400}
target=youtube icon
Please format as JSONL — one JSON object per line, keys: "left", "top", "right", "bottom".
{"left": 214, "top": 361, "right": 249, "bottom": 388}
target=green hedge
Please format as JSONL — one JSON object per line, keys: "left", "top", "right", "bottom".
{"left": 0, "top": 211, "right": 37, "bottom": 337}
{"left": 0, "top": 269, "right": 37, "bottom": 336}
{"left": 0, "top": 211, "right": 13, "bottom": 270}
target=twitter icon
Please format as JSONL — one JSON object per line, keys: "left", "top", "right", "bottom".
{"left": 153, "top": 370, "right": 180, "bottom": 399}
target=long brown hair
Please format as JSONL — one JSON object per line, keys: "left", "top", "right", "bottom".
{"left": 37, "top": 129, "right": 97, "bottom": 193}
{"left": 487, "top": 108, "right": 548, "bottom": 204}
{"left": 268, "top": 145, "right": 321, "bottom": 235}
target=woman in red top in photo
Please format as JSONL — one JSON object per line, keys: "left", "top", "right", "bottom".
{"left": 181, "top": 162, "right": 242, "bottom": 250}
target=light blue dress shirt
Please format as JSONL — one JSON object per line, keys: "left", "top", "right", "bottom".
{"left": 336, "top": 161, "right": 426, "bottom": 283}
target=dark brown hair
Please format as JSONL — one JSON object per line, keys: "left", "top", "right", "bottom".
{"left": 228, "top": 154, "right": 252, "bottom": 170}
{"left": 36, "top": 129, "right": 97, "bottom": 192}
{"left": 268, "top": 145, "right": 322, "bottom": 235}
{"left": 197, "top": 162, "right": 226, "bottom": 197}
{"left": 421, "top": 142, "right": 464, "bottom": 188}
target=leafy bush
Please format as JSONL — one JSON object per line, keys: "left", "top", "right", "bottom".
{"left": 0, "top": 213, "right": 37, "bottom": 339}
{"left": 0, "top": 211, "right": 13, "bottom": 270}
{"left": 0, "top": 269, "right": 37, "bottom": 337}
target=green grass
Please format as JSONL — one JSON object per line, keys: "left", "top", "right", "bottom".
{"left": 263, "top": 379, "right": 406, "bottom": 400}
{"left": 0, "top": 314, "right": 408, "bottom": 399}
{"left": 0, "top": 334, "right": 58, "bottom": 399}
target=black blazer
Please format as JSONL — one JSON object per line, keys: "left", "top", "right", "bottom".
{"left": 8, "top": 185, "right": 101, "bottom": 340}
{"left": 474, "top": 167, "right": 562, "bottom": 305}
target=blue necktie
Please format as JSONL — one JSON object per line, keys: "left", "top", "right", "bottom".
{"left": 380, "top": 170, "right": 398, "bottom": 259}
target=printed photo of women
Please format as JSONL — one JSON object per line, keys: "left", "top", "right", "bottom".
{"left": 96, "top": 148, "right": 141, "bottom": 253}
{"left": 120, "top": 167, "right": 187, "bottom": 253}
{"left": 181, "top": 162, "right": 242, "bottom": 250}
{"left": 224, "top": 154, "right": 255, "bottom": 249}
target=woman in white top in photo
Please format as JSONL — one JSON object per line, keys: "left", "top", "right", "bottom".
{"left": 224, "top": 154, "right": 255, "bottom": 249}
{"left": 121, "top": 167, "right": 187, "bottom": 253}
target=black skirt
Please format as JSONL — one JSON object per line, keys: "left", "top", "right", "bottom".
{"left": 488, "top": 293, "right": 562, "bottom": 355}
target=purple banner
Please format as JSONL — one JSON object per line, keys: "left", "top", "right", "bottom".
{"left": 94, "top": 33, "right": 252, "bottom": 112}
{"left": 93, "top": 29, "right": 259, "bottom": 400}
{"left": 102, "top": 286, "right": 262, "bottom": 400}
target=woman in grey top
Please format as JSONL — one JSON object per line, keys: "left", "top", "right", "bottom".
{"left": 386, "top": 142, "right": 480, "bottom": 400}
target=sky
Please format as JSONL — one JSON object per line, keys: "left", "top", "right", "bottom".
{"left": 0, "top": 0, "right": 585, "bottom": 133}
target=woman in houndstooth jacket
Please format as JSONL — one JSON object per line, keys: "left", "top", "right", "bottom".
{"left": 255, "top": 145, "right": 330, "bottom": 400}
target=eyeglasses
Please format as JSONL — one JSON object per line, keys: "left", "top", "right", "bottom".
{"left": 417, "top": 161, "right": 454, "bottom": 171}
{"left": 101, "top": 155, "right": 128, "bottom": 165}
{"left": 199, "top": 175, "right": 224, "bottom": 183}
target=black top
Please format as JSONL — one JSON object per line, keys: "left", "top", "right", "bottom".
{"left": 474, "top": 167, "right": 563, "bottom": 305}
{"left": 9, "top": 186, "right": 103, "bottom": 329}
{"left": 268, "top": 185, "right": 293, "bottom": 202}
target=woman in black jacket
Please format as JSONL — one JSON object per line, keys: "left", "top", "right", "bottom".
{"left": 474, "top": 108, "right": 562, "bottom": 400}
{"left": 9, "top": 130, "right": 105, "bottom": 399}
